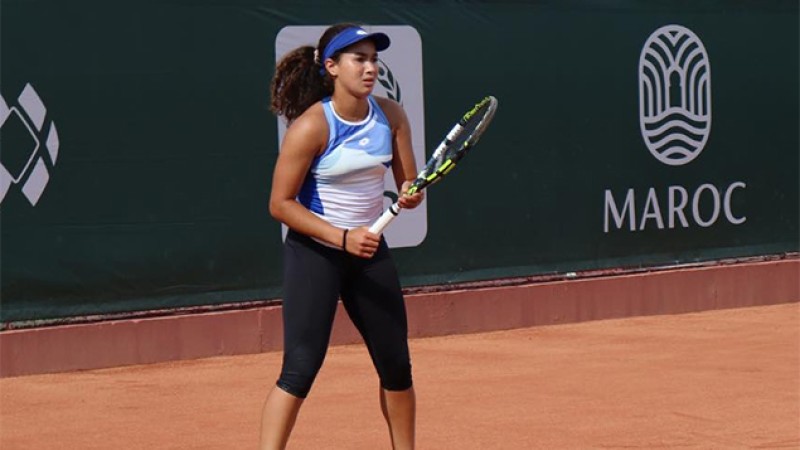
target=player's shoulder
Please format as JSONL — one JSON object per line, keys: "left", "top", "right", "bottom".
{"left": 293, "top": 101, "right": 326, "bottom": 125}
{"left": 288, "top": 102, "right": 327, "bottom": 132}
{"left": 284, "top": 101, "right": 328, "bottom": 151}
{"left": 373, "top": 95, "right": 401, "bottom": 114}
{"left": 372, "top": 95, "right": 407, "bottom": 127}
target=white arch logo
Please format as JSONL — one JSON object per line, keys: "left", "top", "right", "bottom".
{"left": 0, "top": 83, "right": 60, "bottom": 206}
{"left": 639, "top": 25, "right": 711, "bottom": 166}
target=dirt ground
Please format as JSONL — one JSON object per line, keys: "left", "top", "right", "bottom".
{"left": 1, "top": 303, "right": 798, "bottom": 449}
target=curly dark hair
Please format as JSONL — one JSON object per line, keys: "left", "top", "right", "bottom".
{"left": 270, "top": 23, "right": 360, "bottom": 122}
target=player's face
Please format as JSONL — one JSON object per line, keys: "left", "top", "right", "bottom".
{"left": 327, "top": 40, "right": 379, "bottom": 97}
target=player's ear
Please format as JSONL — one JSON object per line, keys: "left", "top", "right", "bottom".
{"left": 324, "top": 58, "right": 338, "bottom": 77}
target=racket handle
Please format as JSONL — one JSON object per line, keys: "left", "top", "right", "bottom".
{"left": 369, "top": 202, "right": 401, "bottom": 235}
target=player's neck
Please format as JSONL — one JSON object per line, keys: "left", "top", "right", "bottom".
{"left": 330, "top": 94, "right": 369, "bottom": 122}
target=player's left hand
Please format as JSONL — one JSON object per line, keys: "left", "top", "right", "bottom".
{"left": 398, "top": 180, "right": 424, "bottom": 209}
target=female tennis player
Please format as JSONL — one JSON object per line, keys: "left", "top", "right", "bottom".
{"left": 261, "top": 23, "right": 423, "bottom": 450}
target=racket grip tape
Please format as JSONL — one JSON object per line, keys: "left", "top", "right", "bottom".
{"left": 369, "top": 202, "right": 401, "bottom": 234}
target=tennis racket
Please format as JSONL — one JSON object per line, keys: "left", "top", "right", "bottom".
{"left": 369, "top": 95, "right": 498, "bottom": 234}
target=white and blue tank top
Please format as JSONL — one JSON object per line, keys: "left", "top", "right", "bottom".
{"left": 298, "top": 96, "right": 392, "bottom": 229}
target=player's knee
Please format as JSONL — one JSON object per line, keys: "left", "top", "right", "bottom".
{"left": 377, "top": 355, "right": 413, "bottom": 391}
{"left": 276, "top": 348, "right": 325, "bottom": 398}
{"left": 275, "top": 375, "right": 315, "bottom": 398}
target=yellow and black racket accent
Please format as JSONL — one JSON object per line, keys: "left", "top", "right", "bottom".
{"left": 370, "top": 95, "right": 498, "bottom": 234}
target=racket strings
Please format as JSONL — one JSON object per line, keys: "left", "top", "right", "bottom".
{"left": 413, "top": 96, "right": 497, "bottom": 190}
{"left": 444, "top": 103, "right": 492, "bottom": 160}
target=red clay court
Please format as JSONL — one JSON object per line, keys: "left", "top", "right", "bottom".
{"left": 1, "top": 302, "right": 797, "bottom": 449}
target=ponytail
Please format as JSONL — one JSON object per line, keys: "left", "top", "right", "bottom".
{"left": 270, "top": 46, "right": 332, "bottom": 122}
{"left": 270, "top": 22, "right": 361, "bottom": 122}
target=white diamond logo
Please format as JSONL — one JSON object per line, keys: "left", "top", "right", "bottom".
{"left": 21, "top": 157, "right": 49, "bottom": 206}
{"left": 19, "top": 83, "right": 47, "bottom": 131}
{"left": 46, "top": 123, "right": 60, "bottom": 163}
{"left": 0, "top": 83, "right": 60, "bottom": 207}
{"left": 0, "top": 165, "right": 12, "bottom": 203}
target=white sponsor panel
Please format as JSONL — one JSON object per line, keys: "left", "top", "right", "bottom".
{"left": 274, "top": 25, "right": 427, "bottom": 248}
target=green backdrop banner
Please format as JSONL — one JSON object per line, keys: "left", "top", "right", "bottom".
{"left": 1, "top": 1, "right": 797, "bottom": 324}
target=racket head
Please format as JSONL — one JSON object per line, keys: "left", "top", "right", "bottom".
{"left": 408, "top": 95, "right": 498, "bottom": 195}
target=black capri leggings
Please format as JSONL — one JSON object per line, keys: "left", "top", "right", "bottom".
{"left": 276, "top": 230, "right": 412, "bottom": 398}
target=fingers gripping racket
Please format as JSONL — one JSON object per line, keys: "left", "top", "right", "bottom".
{"left": 369, "top": 95, "right": 499, "bottom": 234}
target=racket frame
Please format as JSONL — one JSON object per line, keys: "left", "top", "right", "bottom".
{"left": 369, "top": 95, "right": 497, "bottom": 235}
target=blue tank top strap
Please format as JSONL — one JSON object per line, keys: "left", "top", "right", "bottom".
{"left": 320, "top": 97, "right": 337, "bottom": 160}
{"left": 368, "top": 96, "right": 391, "bottom": 127}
